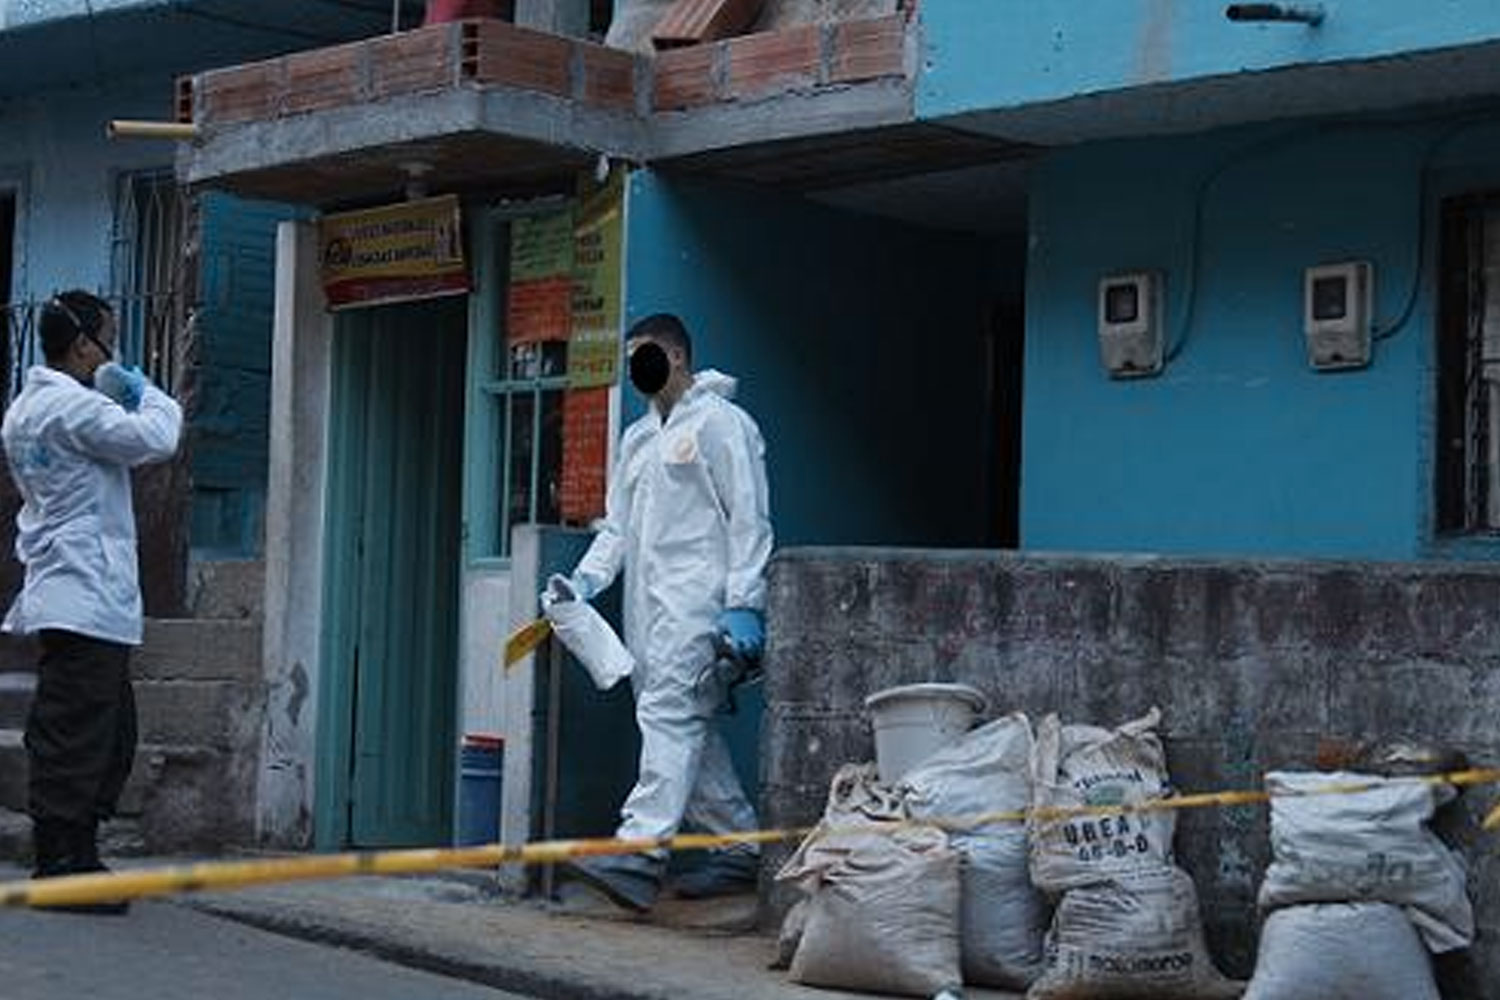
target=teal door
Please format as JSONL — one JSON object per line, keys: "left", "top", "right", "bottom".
{"left": 318, "top": 297, "right": 465, "bottom": 848}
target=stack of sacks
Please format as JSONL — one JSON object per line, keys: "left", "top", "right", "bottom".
{"left": 777, "top": 763, "right": 964, "bottom": 999}
{"left": 901, "top": 714, "right": 1050, "bottom": 992}
{"left": 1242, "top": 771, "right": 1473, "bottom": 1000}
{"left": 1026, "top": 708, "right": 1242, "bottom": 1000}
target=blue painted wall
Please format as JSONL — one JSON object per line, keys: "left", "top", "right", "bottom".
{"left": 1022, "top": 112, "right": 1500, "bottom": 559}
{"left": 194, "top": 192, "right": 306, "bottom": 555}
{"left": 623, "top": 170, "right": 995, "bottom": 550}
{"left": 919, "top": 1, "right": 1500, "bottom": 120}
{"left": 0, "top": 74, "right": 174, "bottom": 304}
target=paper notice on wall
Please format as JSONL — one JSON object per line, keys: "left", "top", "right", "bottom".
{"left": 507, "top": 209, "right": 574, "bottom": 345}
{"left": 569, "top": 170, "right": 624, "bottom": 389}
{"left": 560, "top": 387, "right": 609, "bottom": 523}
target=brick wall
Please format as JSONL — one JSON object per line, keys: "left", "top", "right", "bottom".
{"left": 762, "top": 548, "right": 1500, "bottom": 997}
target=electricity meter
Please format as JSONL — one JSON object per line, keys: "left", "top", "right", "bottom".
{"left": 1304, "top": 261, "right": 1372, "bottom": 370}
{"left": 1097, "top": 272, "right": 1163, "bottom": 378}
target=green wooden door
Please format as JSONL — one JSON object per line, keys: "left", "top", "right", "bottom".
{"left": 319, "top": 297, "right": 465, "bottom": 848}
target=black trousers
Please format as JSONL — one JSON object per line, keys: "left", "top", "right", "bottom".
{"left": 25, "top": 629, "right": 136, "bottom": 827}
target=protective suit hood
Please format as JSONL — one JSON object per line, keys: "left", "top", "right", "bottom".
{"left": 689, "top": 369, "right": 737, "bottom": 400}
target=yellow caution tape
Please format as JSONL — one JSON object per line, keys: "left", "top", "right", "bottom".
{"left": 5, "top": 766, "right": 1499, "bottom": 910}
{"left": 502, "top": 618, "right": 552, "bottom": 669}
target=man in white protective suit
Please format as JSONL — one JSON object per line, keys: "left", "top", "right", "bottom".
{"left": 3, "top": 290, "right": 181, "bottom": 913}
{"left": 549, "top": 312, "right": 773, "bottom": 912}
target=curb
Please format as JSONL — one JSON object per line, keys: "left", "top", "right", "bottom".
{"left": 182, "top": 898, "right": 662, "bottom": 1000}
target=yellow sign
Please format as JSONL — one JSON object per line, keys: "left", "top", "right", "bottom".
{"left": 569, "top": 170, "right": 625, "bottom": 390}
{"left": 320, "top": 195, "right": 469, "bottom": 309}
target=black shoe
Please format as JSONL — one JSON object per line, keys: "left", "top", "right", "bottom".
{"left": 28, "top": 820, "right": 129, "bottom": 915}
{"left": 28, "top": 865, "right": 131, "bottom": 916}
{"left": 562, "top": 855, "right": 663, "bottom": 912}
{"left": 671, "top": 851, "right": 759, "bottom": 899}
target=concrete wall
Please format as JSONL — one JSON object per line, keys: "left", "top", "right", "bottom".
{"left": 918, "top": 0, "right": 1500, "bottom": 121}
{"left": 1020, "top": 112, "right": 1500, "bottom": 559}
{"left": 623, "top": 169, "right": 995, "bottom": 548}
{"left": 762, "top": 548, "right": 1500, "bottom": 996}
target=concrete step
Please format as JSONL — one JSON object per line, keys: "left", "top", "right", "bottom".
{"left": 135, "top": 618, "right": 262, "bottom": 683}
{"left": 0, "top": 806, "right": 145, "bottom": 864}
{"left": 0, "top": 671, "right": 34, "bottom": 729}
{"left": 185, "top": 558, "right": 265, "bottom": 621}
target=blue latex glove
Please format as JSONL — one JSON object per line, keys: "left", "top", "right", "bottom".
{"left": 95, "top": 362, "right": 145, "bottom": 412}
{"left": 715, "top": 608, "right": 764, "bottom": 665}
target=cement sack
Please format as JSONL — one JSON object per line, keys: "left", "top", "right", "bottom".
{"left": 1028, "top": 867, "right": 1243, "bottom": 1000}
{"left": 1258, "top": 770, "right": 1473, "bottom": 952}
{"left": 778, "top": 764, "right": 963, "bottom": 998}
{"left": 604, "top": 0, "right": 673, "bottom": 52}
{"left": 1243, "top": 903, "right": 1440, "bottom": 1000}
{"left": 542, "top": 597, "right": 633, "bottom": 691}
{"left": 902, "top": 714, "right": 1047, "bottom": 990}
{"left": 1029, "top": 708, "right": 1176, "bottom": 893}
{"left": 787, "top": 824, "right": 963, "bottom": 998}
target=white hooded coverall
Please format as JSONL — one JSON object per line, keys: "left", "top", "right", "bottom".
{"left": 2, "top": 366, "right": 183, "bottom": 644}
{"left": 572, "top": 369, "right": 773, "bottom": 851}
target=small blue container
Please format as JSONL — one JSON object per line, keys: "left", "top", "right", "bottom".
{"left": 458, "top": 738, "right": 503, "bottom": 846}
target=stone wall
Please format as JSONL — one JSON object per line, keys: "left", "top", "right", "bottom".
{"left": 761, "top": 548, "right": 1500, "bottom": 996}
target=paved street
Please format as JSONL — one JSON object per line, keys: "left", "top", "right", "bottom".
{"left": 0, "top": 883, "right": 531, "bottom": 1000}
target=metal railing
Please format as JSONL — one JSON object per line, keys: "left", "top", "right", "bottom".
{"left": 1, "top": 291, "right": 185, "bottom": 403}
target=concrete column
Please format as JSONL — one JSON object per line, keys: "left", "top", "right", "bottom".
{"left": 255, "top": 221, "right": 333, "bottom": 849}
{"left": 497, "top": 525, "right": 542, "bottom": 892}
{"left": 514, "top": 0, "right": 590, "bottom": 38}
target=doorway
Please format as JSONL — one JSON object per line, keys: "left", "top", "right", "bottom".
{"left": 317, "top": 296, "right": 466, "bottom": 848}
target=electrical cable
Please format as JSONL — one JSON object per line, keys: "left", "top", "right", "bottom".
{"left": 1374, "top": 115, "right": 1499, "bottom": 342}
{"left": 1166, "top": 113, "right": 1500, "bottom": 361}
{"left": 1165, "top": 123, "right": 1325, "bottom": 362}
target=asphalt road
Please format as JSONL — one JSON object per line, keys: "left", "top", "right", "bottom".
{"left": 0, "top": 894, "right": 533, "bottom": 1000}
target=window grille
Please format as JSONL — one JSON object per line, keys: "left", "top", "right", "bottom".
{"left": 111, "top": 170, "right": 189, "bottom": 391}
{"left": 1437, "top": 196, "right": 1500, "bottom": 534}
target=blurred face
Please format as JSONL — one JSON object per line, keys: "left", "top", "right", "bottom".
{"left": 627, "top": 336, "right": 686, "bottom": 398}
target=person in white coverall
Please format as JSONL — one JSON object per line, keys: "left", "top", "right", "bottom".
{"left": 553, "top": 312, "right": 773, "bottom": 912}
{"left": 3, "top": 290, "right": 181, "bottom": 913}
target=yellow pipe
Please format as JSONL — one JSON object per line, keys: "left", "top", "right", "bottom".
{"left": 107, "top": 120, "right": 199, "bottom": 141}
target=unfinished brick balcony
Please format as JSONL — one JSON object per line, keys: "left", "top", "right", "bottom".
{"left": 176, "top": 12, "right": 1015, "bottom": 204}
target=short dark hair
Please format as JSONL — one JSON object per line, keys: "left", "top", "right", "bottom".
{"left": 40, "top": 290, "right": 112, "bottom": 363}
{"left": 626, "top": 313, "right": 692, "bottom": 365}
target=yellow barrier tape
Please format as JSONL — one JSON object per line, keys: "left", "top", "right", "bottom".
{"left": 5, "top": 766, "right": 1499, "bottom": 910}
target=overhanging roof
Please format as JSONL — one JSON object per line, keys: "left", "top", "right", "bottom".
{"left": 0, "top": 0, "right": 423, "bottom": 100}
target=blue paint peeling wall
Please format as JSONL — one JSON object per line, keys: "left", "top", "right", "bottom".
{"left": 1021, "top": 113, "right": 1500, "bottom": 559}
{"left": 623, "top": 170, "right": 996, "bottom": 549}
{"left": 918, "top": 1, "right": 1500, "bottom": 120}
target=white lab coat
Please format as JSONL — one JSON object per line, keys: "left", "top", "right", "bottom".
{"left": 573, "top": 369, "right": 773, "bottom": 849}
{"left": 2, "top": 366, "right": 183, "bottom": 645}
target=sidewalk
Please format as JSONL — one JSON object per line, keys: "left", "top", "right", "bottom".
{"left": 163, "top": 862, "right": 1023, "bottom": 1000}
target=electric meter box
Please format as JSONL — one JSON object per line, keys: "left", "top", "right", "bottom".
{"left": 1304, "top": 261, "right": 1372, "bottom": 370}
{"left": 1097, "top": 271, "right": 1163, "bottom": 378}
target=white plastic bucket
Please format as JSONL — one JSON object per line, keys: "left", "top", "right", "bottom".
{"left": 864, "top": 682, "right": 989, "bottom": 784}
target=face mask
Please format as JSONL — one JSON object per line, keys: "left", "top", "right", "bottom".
{"left": 629, "top": 341, "right": 670, "bottom": 396}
